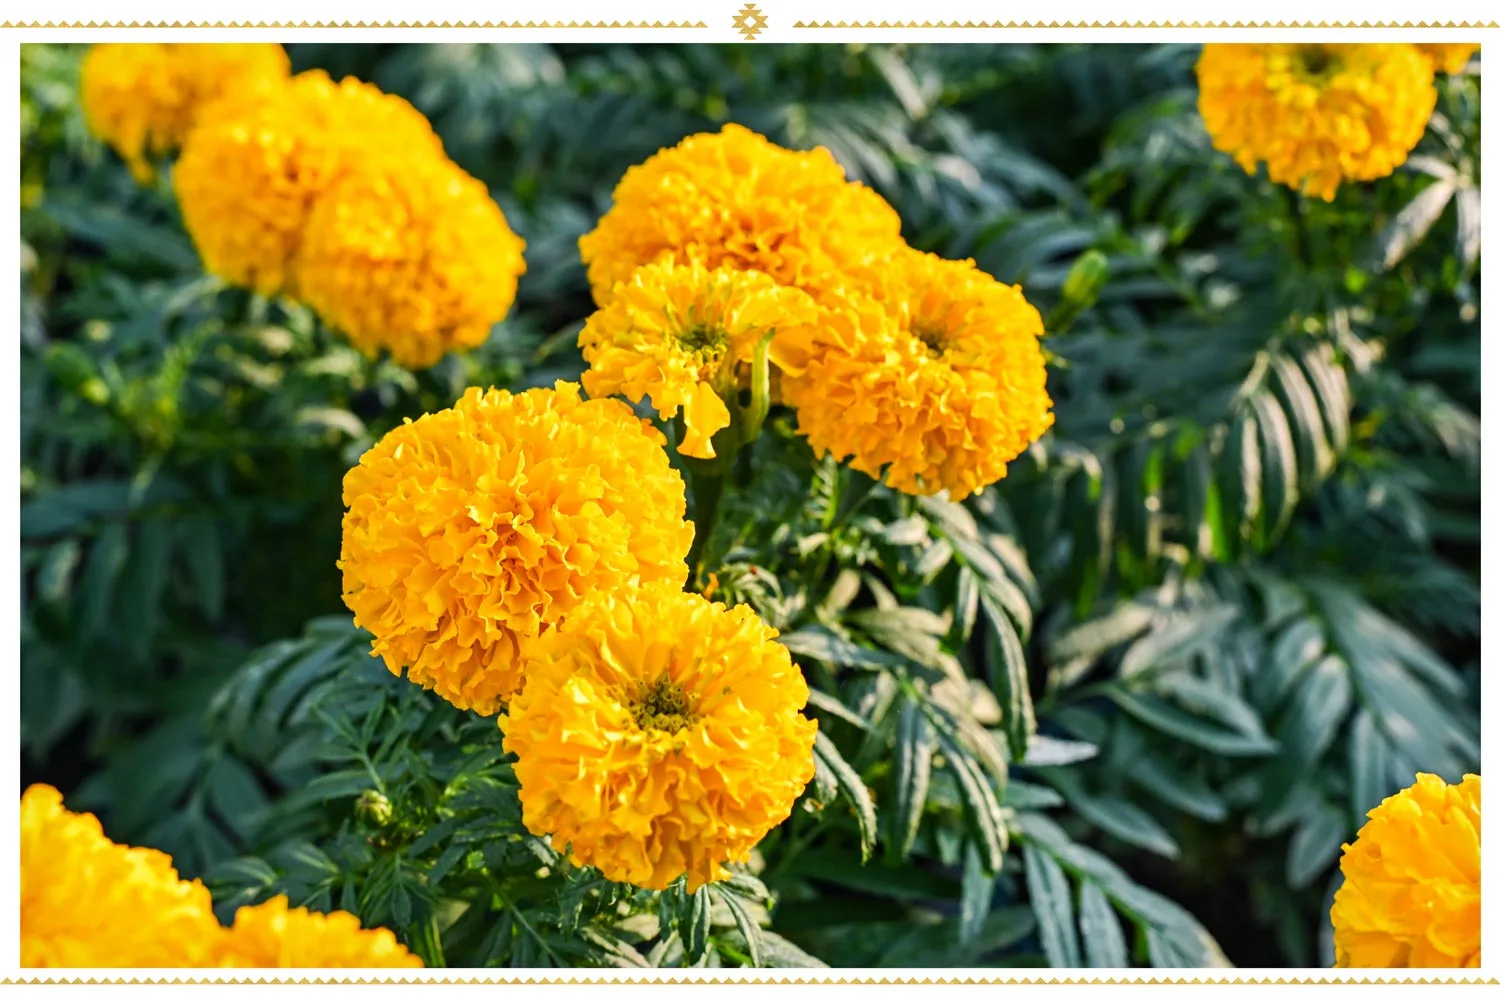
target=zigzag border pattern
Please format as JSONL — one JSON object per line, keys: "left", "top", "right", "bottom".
{"left": 2, "top": 20, "right": 710, "bottom": 28}
{"left": 791, "top": 19, "right": 1496, "bottom": 27}
{"left": 1, "top": 976, "right": 1495, "bottom": 984}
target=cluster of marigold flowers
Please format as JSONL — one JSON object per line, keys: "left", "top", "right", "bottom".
{"left": 21, "top": 784, "right": 422, "bottom": 968}
{"left": 336, "top": 120, "right": 1061, "bottom": 897}
{"left": 1195, "top": 42, "right": 1478, "bottom": 201}
{"left": 80, "top": 43, "right": 526, "bottom": 369}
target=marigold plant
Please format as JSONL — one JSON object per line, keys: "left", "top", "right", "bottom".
{"left": 21, "top": 784, "right": 224, "bottom": 968}
{"left": 1330, "top": 773, "right": 1481, "bottom": 968}
{"left": 503, "top": 581, "right": 818, "bottom": 892}
{"left": 774, "top": 250, "right": 1054, "bottom": 501}
{"left": 294, "top": 153, "right": 527, "bottom": 369}
{"left": 79, "top": 43, "right": 289, "bottom": 183}
{"left": 577, "top": 123, "right": 905, "bottom": 306}
{"left": 579, "top": 258, "right": 825, "bottom": 459}
{"left": 174, "top": 69, "right": 444, "bottom": 296}
{"left": 339, "top": 382, "right": 695, "bottom": 715}
{"left": 1196, "top": 43, "right": 1437, "bottom": 201}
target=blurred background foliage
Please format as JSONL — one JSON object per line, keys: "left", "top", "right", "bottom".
{"left": 20, "top": 41, "right": 1480, "bottom": 969}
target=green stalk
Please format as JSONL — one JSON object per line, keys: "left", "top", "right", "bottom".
{"left": 686, "top": 463, "right": 727, "bottom": 583}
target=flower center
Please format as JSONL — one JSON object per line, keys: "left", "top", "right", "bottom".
{"left": 913, "top": 324, "right": 949, "bottom": 358}
{"left": 1293, "top": 45, "right": 1340, "bottom": 79}
{"left": 629, "top": 673, "right": 699, "bottom": 734}
{"left": 676, "top": 323, "right": 729, "bottom": 361}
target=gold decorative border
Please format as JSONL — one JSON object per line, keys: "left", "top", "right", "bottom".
{"left": 1, "top": 978, "right": 1497, "bottom": 985}
{"left": 792, "top": 19, "right": 1497, "bottom": 27}
{"left": 2, "top": 19, "right": 710, "bottom": 27}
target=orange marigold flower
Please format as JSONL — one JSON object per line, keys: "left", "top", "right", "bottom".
{"left": 774, "top": 250, "right": 1053, "bottom": 501}
{"left": 220, "top": 895, "right": 422, "bottom": 968}
{"left": 578, "top": 123, "right": 905, "bottom": 306}
{"left": 1415, "top": 44, "right": 1479, "bottom": 74}
{"left": 1196, "top": 43, "right": 1437, "bottom": 201}
{"left": 339, "top": 382, "right": 694, "bottom": 715}
{"left": 503, "top": 581, "right": 817, "bottom": 892}
{"left": 79, "top": 43, "right": 289, "bottom": 183}
{"left": 294, "top": 153, "right": 526, "bottom": 369}
{"left": 173, "top": 69, "right": 444, "bottom": 297}
{"left": 579, "top": 258, "right": 824, "bottom": 459}
{"left": 21, "top": 784, "right": 224, "bottom": 967}
{"left": 1331, "top": 773, "right": 1480, "bottom": 968}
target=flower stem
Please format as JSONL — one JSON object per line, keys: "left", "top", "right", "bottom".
{"left": 686, "top": 464, "right": 727, "bottom": 584}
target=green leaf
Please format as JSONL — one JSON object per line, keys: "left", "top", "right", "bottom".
{"left": 1287, "top": 802, "right": 1348, "bottom": 889}
{"left": 1036, "top": 767, "right": 1178, "bottom": 859}
{"left": 1125, "top": 752, "right": 1227, "bottom": 823}
{"left": 1271, "top": 354, "right": 1335, "bottom": 489}
{"left": 981, "top": 599, "right": 1035, "bottom": 759}
{"left": 1249, "top": 390, "right": 1298, "bottom": 551}
{"left": 1024, "top": 845, "right": 1081, "bottom": 968}
{"left": 1105, "top": 688, "right": 1278, "bottom": 757}
{"left": 778, "top": 627, "right": 908, "bottom": 671}
{"left": 1022, "top": 736, "right": 1098, "bottom": 767}
{"left": 1348, "top": 709, "right": 1396, "bottom": 825}
{"left": 888, "top": 698, "right": 933, "bottom": 862}
{"left": 813, "top": 731, "right": 878, "bottom": 861}
{"left": 1220, "top": 410, "right": 1262, "bottom": 546}
{"left": 806, "top": 687, "right": 877, "bottom": 734}
{"left": 1374, "top": 178, "right": 1457, "bottom": 270}
{"left": 959, "top": 841, "right": 998, "bottom": 948}
{"left": 1078, "top": 880, "right": 1130, "bottom": 968}
{"left": 714, "top": 886, "right": 764, "bottom": 968}
{"left": 682, "top": 884, "right": 712, "bottom": 966}
{"left": 930, "top": 716, "right": 1007, "bottom": 874}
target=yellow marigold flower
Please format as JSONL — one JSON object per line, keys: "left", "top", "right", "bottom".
{"left": 79, "top": 43, "right": 289, "bottom": 183}
{"left": 503, "top": 581, "right": 817, "bottom": 892}
{"left": 774, "top": 250, "right": 1054, "bottom": 501}
{"left": 294, "top": 154, "right": 527, "bottom": 369}
{"left": 578, "top": 123, "right": 905, "bottom": 307}
{"left": 1331, "top": 773, "right": 1480, "bottom": 968}
{"left": 578, "top": 258, "right": 824, "bottom": 459}
{"left": 174, "top": 69, "right": 444, "bottom": 297}
{"left": 339, "top": 381, "right": 694, "bottom": 715}
{"left": 21, "top": 784, "right": 224, "bottom": 967}
{"left": 1196, "top": 43, "right": 1437, "bottom": 202}
{"left": 1416, "top": 44, "right": 1479, "bottom": 74}
{"left": 219, "top": 895, "right": 422, "bottom": 968}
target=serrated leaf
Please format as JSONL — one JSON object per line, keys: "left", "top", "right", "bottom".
{"left": 959, "top": 841, "right": 997, "bottom": 947}
{"left": 1024, "top": 845, "right": 1081, "bottom": 968}
{"left": 1287, "top": 802, "right": 1348, "bottom": 889}
{"left": 778, "top": 627, "right": 907, "bottom": 671}
{"left": 1271, "top": 354, "right": 1335, "bottom": 489}
{"left": 813, "top": 731, "right": 878, "bottom": 861}
{"left": 1105, "top": 688, "right": 1278, "bottom": 757}
{"left": 682, "top": 884, "right": 712, "bottom": 966}
{"left": 1078, "top": 880, "right": 1130, "bottom": 967}
{"left": 1249, "top": 390, "right": 1298, "bottom": 550}
{"left": 1375, "top": 178, "right": 1457, "bottom": 270}
{"left": 715, "top": 886, "right": 764, "bottom": 968}
{"left": 888, "top": 699, "right": 933, "bottom": 862}
{"left": 1022, "top": 736, "right": 1099, "bottom": 767}
{"left": 932, "top": 726, "right": 1007, "bottom": 874}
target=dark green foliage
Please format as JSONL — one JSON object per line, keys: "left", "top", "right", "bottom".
{"left": 20, "top": 41, "right": 1478, "bottom": 969}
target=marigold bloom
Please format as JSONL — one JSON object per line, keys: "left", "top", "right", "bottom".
{"left": 1416, "top": 44, "right": 1479, "bottom": 74}
{"left": 174, "top": 69, "right": 444, "bottom": 296}
{"left": 1330, "top": 773, "right": 1480, "bottom": 968}
{"left": 503, "top": 582, "right": 818, "bottom": 892}
{"left": 295, "top": 154, "right": 527, "bottom": 369}
{"left": 21, "top": 784, "right": 223, "bottom": 967}
{"left": 340, "top": 382, "right": 694, "bottom": 715}
{"left": 774, "top": 250, "right": 1053, "bottom": 501}
{"left": 579, "top": 258, "right": 824, "bottom": 458}
{"left": 79, "top": 43, "right": 289, "bottom": 183}
{"left": 1196, "top": 43, "right": 1437, "bottom": 201}
{"left": 578, "top": 123, "right": 905, "bottom": 306}
{"left": 219, "top": 895, "right": 422, "bottom": 968}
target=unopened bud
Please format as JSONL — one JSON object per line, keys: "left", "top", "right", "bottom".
{"left": 356, "top": 789, "right": 393, "bottom": 827}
